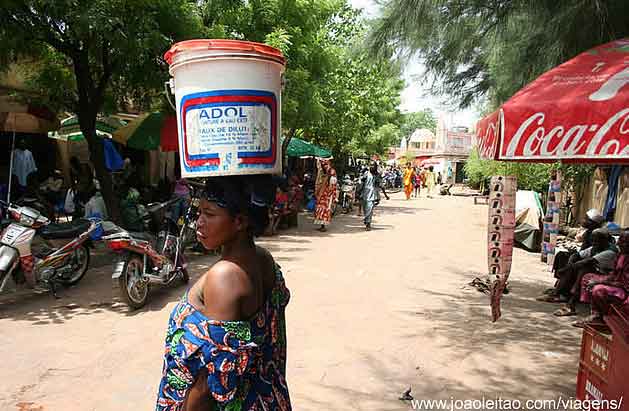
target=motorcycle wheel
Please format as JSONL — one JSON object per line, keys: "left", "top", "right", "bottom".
{"left": 59, "top": 244, "right": 90, "bottom": 286}
{"left": 118, "top": 256, "right": 149, "bottom": 309}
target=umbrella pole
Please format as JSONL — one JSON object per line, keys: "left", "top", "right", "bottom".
{"left": 6, "top": 131, "right": 15, "bottom": 204}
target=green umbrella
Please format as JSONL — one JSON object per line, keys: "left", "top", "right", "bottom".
{"left": 49, "top": 115, "right": 126, "bottom": 141}
{"left": 285, "top": 137, "right": 332, "bottom": 158}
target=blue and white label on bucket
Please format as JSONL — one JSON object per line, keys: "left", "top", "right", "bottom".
{"left": 179, "top": 90, "right": 278, "bottom": 174}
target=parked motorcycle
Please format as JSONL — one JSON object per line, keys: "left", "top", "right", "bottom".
{"left": 103, "top": 196, "right": 192, "bottom": 309}
{"left": 0, "top": 201, "right": 98, "bottom": 297}
{"left": 339, "top": 176, "right": 355, "bottom": 214}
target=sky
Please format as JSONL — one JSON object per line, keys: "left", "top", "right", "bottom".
{"left": 349, "top": 0, "right": 479, "bottom": 129}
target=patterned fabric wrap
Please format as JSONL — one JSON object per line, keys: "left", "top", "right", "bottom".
{"left": 580, "top": 255, "right": 629, "bottom": 305}
{"left": 156, "top": 266, "right": 291, "bottom": 411}
{"left": 313, "top": 176, "right": 337, "bottom": 226}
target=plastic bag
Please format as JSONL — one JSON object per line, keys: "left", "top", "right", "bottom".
{"left": 64, "top": 189, "right": 76, "bottom": 214}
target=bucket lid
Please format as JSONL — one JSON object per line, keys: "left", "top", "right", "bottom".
{"left": 164, "top": 39, "right": 286, "bottom": 66}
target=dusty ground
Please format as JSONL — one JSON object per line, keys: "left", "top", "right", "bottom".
{"left": 0, "top": 192, "right": 584, "bottom": 411}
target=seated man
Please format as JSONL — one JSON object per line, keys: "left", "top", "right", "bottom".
{"left": 539, "top": 228, "right": 618, "bottom": 316}
{"left": 575, "top": 229, "right": 629, "bottom": 327}
{"left": 551, "top": 209, "right": 605, "bottom": 274}
{"left": 120, "top": 186, "right": 145, "bottom": 232}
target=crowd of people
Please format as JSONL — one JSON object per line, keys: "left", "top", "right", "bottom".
{"left": 401, "top": 162, "right": 442, "bottom": 200}
{"left": 1, "top": 139, "right": 109, "bottom": 223}
{"left": 261, "top": 160, "right": 451, "bottom": 233}
{"left": 536, "top": 208, "right": 629, "bottom": 327}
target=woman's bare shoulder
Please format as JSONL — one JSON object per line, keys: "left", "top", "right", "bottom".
{"left": 201, "top": 260, "right": 250, "bottom": 321}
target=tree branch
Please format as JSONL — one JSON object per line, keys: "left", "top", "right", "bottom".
{"left": 93, "top": 41, "right": 115, "bottom": 109}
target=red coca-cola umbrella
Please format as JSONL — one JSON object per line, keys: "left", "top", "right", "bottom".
{"left": 474, "top": 109, "right": 500, "bottom": 160}
{"left": 482, "top": 38, "right": 629, "bottom": 163}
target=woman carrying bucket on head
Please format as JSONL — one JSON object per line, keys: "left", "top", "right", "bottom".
{"left": 159, "top": 40, "right": 292, "bottom": 411}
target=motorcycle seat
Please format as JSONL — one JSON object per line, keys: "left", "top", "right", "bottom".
{"left": 39, "top": 219, "right": 91, "bottom": 240}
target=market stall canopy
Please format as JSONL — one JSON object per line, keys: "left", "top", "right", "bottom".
{"left": 284, "top": 137, "right": 332, "bottom": 159}
{"left": 113, "top": 112, "right": 178, "bottom": 151}
{"left": 420, "top": 158, "right": 441, "bottom": 167}
{"left": 49, "top": 115, "right": 127, "bottom": 141}
{"left": 0, "top": 96, "right": 59, "bottom": 133}
{"left": 474, "top": 109, "right": 500, "bottom": 160}
{"left": 498, "top": 38, "right": 629, "bottom": 163}
{"left": 514, "top": 190, "right": 544, "bottom": 251}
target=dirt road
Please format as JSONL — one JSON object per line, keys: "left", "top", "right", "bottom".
{"left": 0, "top": 193, "right": 582, "bottom": 411}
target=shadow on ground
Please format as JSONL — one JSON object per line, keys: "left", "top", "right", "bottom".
{"left": 0, "top": 248, "right": 218, "bottom": 325}
{"left": 294, "top": 258, "right": 582, "bottom": 409}
{"left": 0, "top": 202, "right": 427, "bottom": 324}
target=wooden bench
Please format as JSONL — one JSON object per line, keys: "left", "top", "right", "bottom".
{"left": 473, "top": 195, "right": 489, "bottom": 205}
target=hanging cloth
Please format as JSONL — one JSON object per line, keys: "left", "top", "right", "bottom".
{"left": 103, "top": 139, "right": 124, "bottom": 171}
{"left": 604, "top": 165, "right": 624, "bottom": 220}
{"left": 12, "top": 148, "right": 38, "bottom": 186}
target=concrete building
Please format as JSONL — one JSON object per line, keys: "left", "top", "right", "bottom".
{"left": 389, "top": 117, "right": 474, "bottom": 183}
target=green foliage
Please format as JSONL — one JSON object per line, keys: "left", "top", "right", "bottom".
{"left": 399, "top": 109, "right": 436, "bottom": 146}
{"left": 466, "top": 150, "right": 597, "bottom": 194}
{"left": 0, "top": 0, "right": 203, "bottom": 218}
{"left": 198, "top": 0, "right": 404, "bottom": 158}
{"left": 465, "top": 150, "right": 553, "bottom": 193}
{"left": 369, "top": 0, "right": 629, "bottom": 109}
{"left": 358, "top": 123, "right": 401, "bottom": 157}
{"left": 312, "top": 50, "right": 404, "bottom": 157}
{"left": 0, "top": 0, "right": 202, "bottom": 112}
{"left": 0, "top": 0, "right": 406, "bottom": 169}
{"left": 198, "top": 0, "right": 345, "bottom": 137}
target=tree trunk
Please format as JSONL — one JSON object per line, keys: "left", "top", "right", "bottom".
{"left": 72, "top": 50, "right": 120, "bottom": 223}
{"left": 281, "top": 128, "right": 297, "bottom": 173}
{"left": 78, "top": 111, "right": 121, "bottom": 223}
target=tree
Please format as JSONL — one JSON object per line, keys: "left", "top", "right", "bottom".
{"left": 0, "top": 1, "right": 201, "bottom": 219}
{"left": 311, "top": 50, "right": 404, "bottom": 159}
{"left": 352, "top": 123, "right": 400, "bottom": 158}
{"left": 399, "top": 109, "right": 436, "bottom": 148}
{"left": 369, "top": 0, "right": 629, "bottom": 109}
{"left": 197, "top": 0, "right": 346, "bottom": 159}
{"left": 371, "top": 1, "right": 620, "bottom": 194}
{"left": 465, "top": 149, "right": 552, "bottom": 193}
{"left": 197, "top": 1, "right": 405, "bottom": 161}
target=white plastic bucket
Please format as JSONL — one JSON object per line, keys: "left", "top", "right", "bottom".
{"left": 165, "top": 40, "right": 286, "bottom": 177}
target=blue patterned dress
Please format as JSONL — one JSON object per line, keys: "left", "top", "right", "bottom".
{"left": 156, "top": 266, "right": 291, "bottom": 411}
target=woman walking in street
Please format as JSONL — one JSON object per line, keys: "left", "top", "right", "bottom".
{"left": 413, "top": 167, "right": 423, "bottom": 198}
{"left": 403, "top": 162, "right": 415, "bottom": 200}
{"left": 425, "top": 166, "right": 436, "bottom": 198}
{"left": 156, "top": 176, "right": 292, "bottom": 411}
{"left": 313, "top": 159, "right": 337, "bottom": 232}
